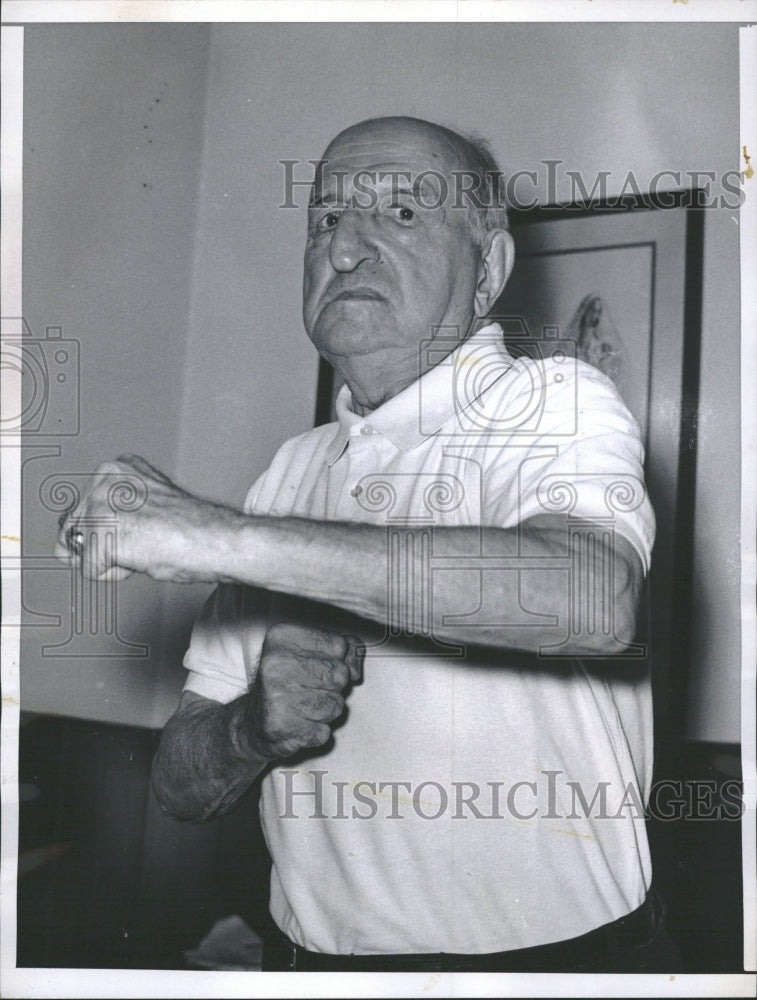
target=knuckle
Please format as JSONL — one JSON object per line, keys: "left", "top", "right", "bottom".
{"left": 309, "top": 627, "right": 347, "bottom": 656}
{"left": 301, "top": 689, "right": 335, "bottom": 722}
{"left": 324, "top": 692, "right": 345, "bottom": 721}
{"left": 327, "top": 694, "right": 345, "bottom": 720}
{"left": 308, "top": 723, "right": 331, "bottom": 747}
{"left": 265, "top": 621, "right": 304, "bottom": 644}
{"left": 330, "top": 661, "right": 349, "bottom": 689}
{"left": 306, "top": 690, "right": 331, "bottom": 716}
{"left": 331, "top": 632, "right": 351, "bottom": 658}
{"left": 263, "top": 622, "right": 292, "bottom": 648}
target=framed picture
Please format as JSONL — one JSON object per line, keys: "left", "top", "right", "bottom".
{"left": 493, "top": 194, "right": 703, "bottom": 727}
{"left": 315, "top": 193, "right": 704, "bottom": 725}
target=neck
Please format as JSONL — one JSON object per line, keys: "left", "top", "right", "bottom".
{"left": 332, "top": 316, "right": 491, "bottom": 415}
{"left": 334, "top": 348, "right": 421, "bottom": 414}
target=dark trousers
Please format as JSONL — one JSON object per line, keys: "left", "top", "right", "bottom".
{"left": 262, "top": 889, "right": 683, "bottom": 973}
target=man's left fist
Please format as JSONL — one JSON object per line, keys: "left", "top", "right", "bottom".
{"left": 54, "top": 454, "right": 226, "bottom": 583}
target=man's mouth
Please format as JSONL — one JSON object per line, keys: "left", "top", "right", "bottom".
{"left": 330, "top": 287, "right": 385, "bottom": 303}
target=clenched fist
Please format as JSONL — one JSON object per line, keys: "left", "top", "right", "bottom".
{"left": 54, "top": 453, "right": 239, "bottom": 583}
{"left": 243, "top": 622, "right": 364, "bottom": 761}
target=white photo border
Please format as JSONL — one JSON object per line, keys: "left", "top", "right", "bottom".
{"left": 1, "top": 3, "right": 755, "bottom": 998}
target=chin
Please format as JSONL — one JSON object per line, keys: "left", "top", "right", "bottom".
{"left": 312, "top": 330, "right": 379, "bottom": 364}
{"left": 311, "top": 323, "right": 392, "bottom": 361}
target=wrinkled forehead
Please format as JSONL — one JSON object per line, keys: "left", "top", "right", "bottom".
{"left": 314, "top": 121, "right": 468, "bottom": 196}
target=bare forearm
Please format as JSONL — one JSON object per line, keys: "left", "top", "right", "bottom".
{"left": 202, "top": 513, "right": 641, "bottom": 656}
{"left": 57, "top": 455, "right": 642, "bottom": 657}
{"left": 151, "top": 694, "right": 269, "bottom": 822}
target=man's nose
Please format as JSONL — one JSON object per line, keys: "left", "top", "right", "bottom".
{"left": 328, "top": 209, "right": 379, "bottom": 272}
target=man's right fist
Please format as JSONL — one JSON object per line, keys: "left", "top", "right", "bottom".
{"left": 243, "top": 622, "right": 364, "bottom": 761}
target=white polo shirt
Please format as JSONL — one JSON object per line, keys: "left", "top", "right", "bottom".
{"left": 184, "top": 324, "right": 656, "bottom": 955}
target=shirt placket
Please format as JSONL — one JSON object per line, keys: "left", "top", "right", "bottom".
{"left": 333, "top": 422, "right": 390, "bottom": 522}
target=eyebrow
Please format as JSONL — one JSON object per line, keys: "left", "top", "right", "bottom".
{"left": 309, "top": 191, "right": 349, "bottom": 210}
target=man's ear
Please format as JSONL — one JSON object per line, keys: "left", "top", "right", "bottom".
{"left": 473, "top": 229, "right": 515, "bottom": 318}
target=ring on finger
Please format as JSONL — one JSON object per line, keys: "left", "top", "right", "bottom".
{"left": 67, "top": 528, "right": 85, "bottom": 557}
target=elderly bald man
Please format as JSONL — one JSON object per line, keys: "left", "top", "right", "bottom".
{"left": 57, "top": 116, "right": 680, "bottom": 972}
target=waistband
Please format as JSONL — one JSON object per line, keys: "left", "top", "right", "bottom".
{"left": 263, "top": 889, "right": 662, "bottom": 972}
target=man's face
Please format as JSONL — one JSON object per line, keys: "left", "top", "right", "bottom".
{"left": 302, "top": 118, "right": 483, "bottom": 404}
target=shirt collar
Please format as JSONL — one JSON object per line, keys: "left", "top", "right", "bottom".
{"left": 325, "top": 323, "right": 512, "bottom": 465}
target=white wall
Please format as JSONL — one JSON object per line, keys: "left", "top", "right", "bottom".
{"left": 20, "top": 22, "right": 742, "bottom": 739}
{"left": 21, "top": 25, "right": 213, "bottom": 725}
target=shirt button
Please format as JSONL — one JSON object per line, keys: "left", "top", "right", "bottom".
{"left": 360, "top": 425, "right": 373, "bottom": 435}
{"left": 351, "top": 486, "right": 363, "bottom": 498}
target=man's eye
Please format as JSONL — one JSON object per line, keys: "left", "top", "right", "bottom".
{"left": 314, "top": 210, "right": 342, "bottom": 233}
{"left": 393, "top": 205, "right": 415, "bottom": 222}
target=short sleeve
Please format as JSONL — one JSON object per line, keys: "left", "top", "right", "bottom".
{"left": 182, "top": 584, "right": 270, "bottom": 704}
{"left": 482, "top": 359, "right": 656, "bottom": 573}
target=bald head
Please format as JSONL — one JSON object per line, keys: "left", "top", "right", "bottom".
{"left": 323, "top": 117, "right": 467, "bottom": 164}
